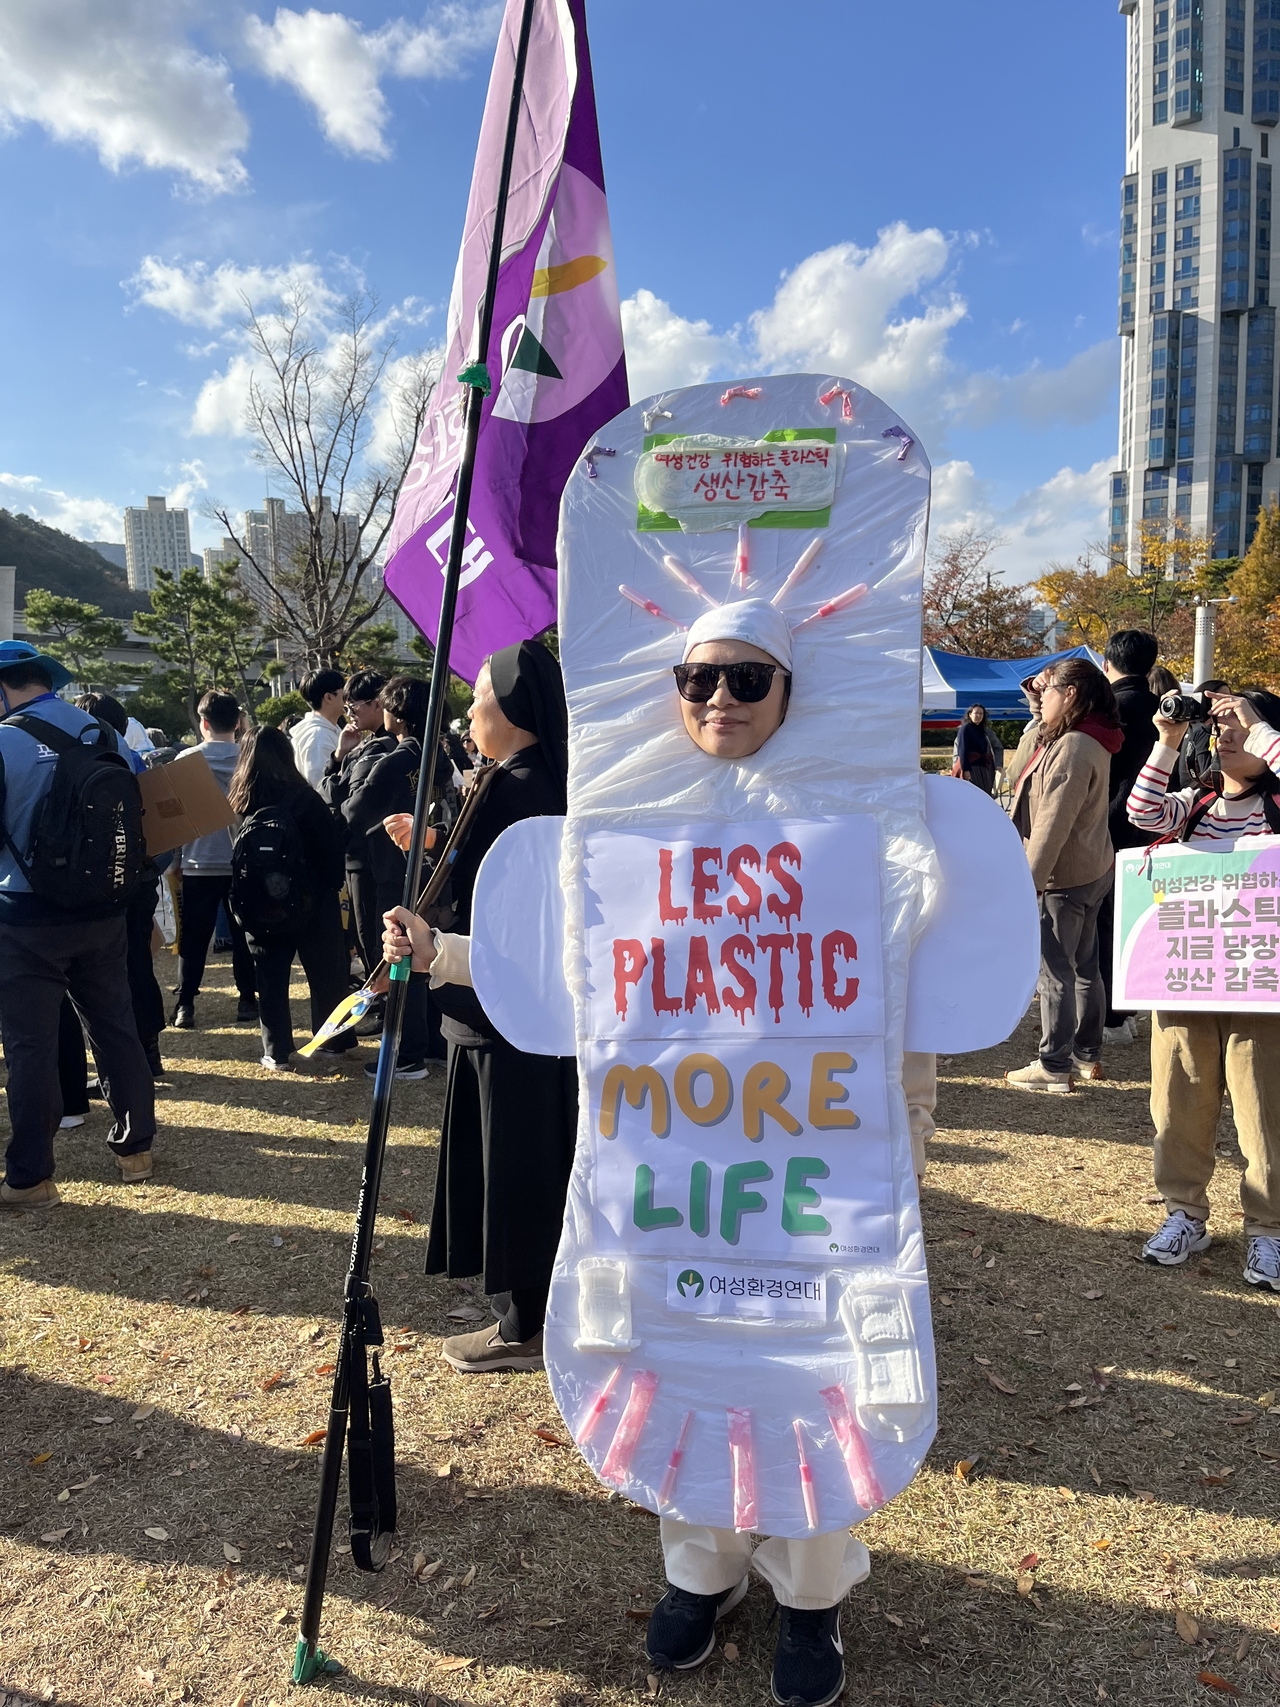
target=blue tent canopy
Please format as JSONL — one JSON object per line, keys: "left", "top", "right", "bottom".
{"left": 922, "top": 644, "right": 1104, "bottom": 725}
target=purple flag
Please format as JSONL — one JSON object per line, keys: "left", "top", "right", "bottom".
{"left": 385, "top": 0, "right": 628, "bottom": 684}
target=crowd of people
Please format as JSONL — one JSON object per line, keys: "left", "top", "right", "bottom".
{"left": 2, "top": 614, "right": 1279, "bottom": 1707}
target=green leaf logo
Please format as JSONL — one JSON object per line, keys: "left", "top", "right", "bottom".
{"left": 676, "top": 1268, "right": 704, "bottom": 1298}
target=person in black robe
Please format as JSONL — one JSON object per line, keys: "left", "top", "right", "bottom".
{"left": 381, "top": 640, "right": 576, "bottom": 1373}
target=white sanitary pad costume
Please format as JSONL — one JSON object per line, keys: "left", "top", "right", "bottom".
{"left": 467, "top": 374, "right": 1038, "bottom": 1571}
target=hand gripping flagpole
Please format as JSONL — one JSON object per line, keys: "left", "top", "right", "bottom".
{"left": 292, "top": 0, "right": 539, "bottom": 1682}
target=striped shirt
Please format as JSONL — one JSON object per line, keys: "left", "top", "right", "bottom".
{"left": 1127, "top": 721, "right": 1280, "bottom": 843}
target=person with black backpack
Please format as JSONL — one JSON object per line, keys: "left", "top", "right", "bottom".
{"left": 226, "top": 727, "right": 354, "bottom": 1071}
{"left": 0, "top": 640, "right": 156, "bottom": 1205}
{"left": 1127, "top": 687, "right": 1280, "bottom": 1292}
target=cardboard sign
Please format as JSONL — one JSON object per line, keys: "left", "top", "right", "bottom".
{"left": 1113, "top": 835, "right": 1280, "bottom": 1011}
{"left": 137, "top": 751, "right": 235, "bottom": 858}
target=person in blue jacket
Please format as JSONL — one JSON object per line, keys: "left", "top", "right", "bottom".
{"left": 0, "top": 641, "right": 157, "bottom": 1206}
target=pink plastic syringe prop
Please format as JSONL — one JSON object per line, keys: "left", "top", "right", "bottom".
{"left": 734, "top": 524, "right": 750, "bottom": 588}
{"left": 575, "top": 1365, "right": 621, "bottom": 1447}
{"left": 600, "top": 1370, "right": 659, "bottom": 1486}
{"left": 791, "top": 582, "right": 870, "bottom": 632}
{"left": 619, "top": 584, "right": 686, "bottom": 630}
{"left": 727, "top": 1407, "right": 758, "bottom": 1532}
{"left": 658, "top": 1408, "right": 695, "bottom": 1508}
{"left": 770, "top": 538, "right": 823, "bottom": 607}
{"left": 793, "top": 1419, "right": 820, "bottom": 1530}
{"left": 819, "top": 1383, "right": 885, "bottom": 1511}
{"left": 661, "top": 555, "right": 719, "bottom": 607}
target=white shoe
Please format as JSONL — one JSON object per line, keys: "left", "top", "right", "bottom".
{"left": 1006, "top": 1060, "right": 1074, "bottom": 1093}
{"left": 261, "top": 1055, "right": 294, "bottom": 1072}
{"left": 58, "top": 1114, "right": 86, "bottom": 1130}
{"left": 1102, "top": 1023, "right": 1130, "bottom": 1046}
{"left": 1142, "top": 1210, "right": 1210, "bottom": 1267}
{"left": 1244, "top": 1236, "right": 1280, "bottom": 1292}
{"left": 1071, "top": 1057, "right": 1105, "bottom": 1081}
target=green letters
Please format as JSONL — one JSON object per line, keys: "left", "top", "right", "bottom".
{"left": 719, "top": 1161, "right": 772, "bottom": 1245}
{"left": 781, "top": 1156, "right": 831, "bottom": 1236}
{"left": 633, "top": 1164, "right": 682, "bottom": 1230}
{"left": 689, "top": 1160, "right": 712, "bottom": 1236}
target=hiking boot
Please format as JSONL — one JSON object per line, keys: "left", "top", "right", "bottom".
{"left": 1244, "top": 1235, "right": 1280, "bottom": 1293}
{"left": 771, "top": 1603, "right": 845, "bottom": 1707}
{"left": 1071, "top": 1057, "right": 1105, "bottom": 1081}
{"left": 645, "top": 1579, "right": 749, "bottom": 1671}
{"left": 1, "top": 1178, "right": 61, "bottom": 1209}
{"left": 116, "top": 1151, "right": 153, "bottom": 1182}
{"left": 171, "top": 1003, "right": 195, "bottom": 1030}
{"left": 59, "top": 1113, "right": 86, "bottom": 1130}
{"left": 440, "top": 1325, "right": 545, "bottom": 1373}
{"left": 1005, "top": 1060, "right": 1073, "bottom": 1094}
{"left": 1142, "top": 1210, "right": 1211, "bottom": 1267}
{"left": 235, "top": 997, "right": 260, "bottom": 1023}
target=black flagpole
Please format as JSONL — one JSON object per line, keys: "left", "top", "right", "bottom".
{"left": 293, "top": 0, "right": 540, "bottom": 1681}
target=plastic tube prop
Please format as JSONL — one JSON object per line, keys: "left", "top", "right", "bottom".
{"left": 575, "top": 1365, "right": 622, "bottom": 1446}
{"left": 770, "top": 537, "right": 823, "bottom": 608}
{"left": 720, "top": 385, "right": 762, "bottom": 405}
{"left": 734, "top": 523, "right": 750, "bottom": 588}
{"left": 658, "top": 1409, "right": 696, "bottom": 1509}
{"left": 819, "top": 1384, "right": 885, "bottom": 1512}
{"left": 790, "top": 582, "right": 870, "bottom": 632}
{"left": 584, "top": 445, "right": 616, "bottom": 478}
{"left": 661, "top": 554, "right": 719, "bottom": 607}
{"left": 619, "top": 584, "right": 686, "bottom": 629}
{"left": 292, "top": 0, "right": 539, "bottom": 1686}
{"left": 727, "top": 1408, "right": 758, "bottom": 1532}
{"left": 600, "top": 1370, "right": 659, "bottom": 1486}
{"left": 793, "top": 1419, "right": 820, "bottom": 1531}
{"left": 882, "top": 424, "right": 914, "bottom": 461}
{"left": 818, "top": 384, "right": 854, "bottom": 420}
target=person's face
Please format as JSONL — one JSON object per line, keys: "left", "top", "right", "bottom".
{"left": 677, "top": 640, "right": 789, "bottom": 761}
{"left": 1212, "top": 706, "right": 1267, "bottom": 779}
{"left": 1038, "top": 673, "right": 1076, "bottom": 724}
{"left": 320, "top": 688, "right": 345, "bottom": 723}
{"left": 969, "top": 707, "right": 984, "bottom": 724}
{"left": 468, "top": 663, "right": 531, "bottom": 760}
{"left": 346, "top": 692, "right": 383, "bottom": 733}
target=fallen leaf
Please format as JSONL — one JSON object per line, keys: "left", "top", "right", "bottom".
{"left": 1134, "top": 1488, "right": 1157, "bottom": 1503}
{"left": 1176, "top": 1610, "right": 1201, "bottom": 1644}
{"left": 954, "top": 1458, "right": 978, "bottom": 1481}
{"left": 144, "top": 1527, "right": 170, "bottom": 1541}
{"left": 1090, "top": 1466, "right": 1102, "bottom": 1487}
{"left": 1092, "top": 1537, "right": 1113, "bottom": 1551}
{"left": 1083, "top": 1290, "right": 1104, "bottom": 1301}
{"left": 531, "top": 1616, "right": 564, "bottom": 1628}
{"left": 315, "top": 1364, "right": 336, "bottom": 1376}
{"left": 397, "top": 1208, "right": 417, "bottom": 1223}
{"left": 222, "top": 1542, "right": 242, "bottom": 1563}
{"left": 1197, "top": 1673, "right": 1240, "bottom": 1696}
{"left": 418, "top": 1559, "right": 443, "bottom": 1580}
{"left": 301, "top": 1429, "right": 327, "bottom": 1447}
{"left": 137, "top": 1668, "right": 156, "bottom": 1687}
{"left": 436, "top": 1462, "right": 453, "bottom": 1478}
{"left": 647, "top": 1676, "right": 660, "bottom": 1699}
{"left": 973, "top": 1356, "right": 991, "bottom": 1367}
{"left": 130, "top": 1406, "right": 155, "bottom": 1423}
{"left": 1019, "top": 1553, "right": 1040, "bottom": 1571}
{"left": 446, "top": 1305, "right": 485, "bottom": 1322}
{"left": 1015, "top": 1573, "right": 1035, "bottom": 1598}
{"left": 226, "top": 1233, "right": 243, "bottom": 1244}
{"left": 436, "top": 1657, "right": 475, "bottom": 1673}
{"left": 1064, "top": 1383, "right": 1084, "bottom": 1394}
{"left": 261, "top": 1371, "right": 285, "bottom": 1392}
{"left": 1057, "top": 1486, "right": 1077, "bottom": 1502}
{"left": 91, "top": 1415, "right": 113, "bottom": 1426}
{"left": 28, "top": 1451, "right": 53, "bottom": 1467}
{"left": 885, "top": 1612, "right": 904, "bottom": 1628}
{"left": 1235, "top": 1634, "right": 1253, "bottom": 1662}
{"left": 272, "top": 1608, "right": 292, "bottom": 1625}
{"left": 722, "top": 1641, "right": 739, "bottom": 1662}
{"left": 460, "top": 1564, "right": 476, "bottom": 1587}
{"left": 40, "top": 1527, "right": 72, "bottom": 1542}
{"left": 533, "top": 1426, "right": 570, "bottom": 1447}
{"left": 57, "top": 1488, "right": 70, "bottom": 1503}
{"left": 987, "top": 1372, "right": 1018, "bottom": 1396}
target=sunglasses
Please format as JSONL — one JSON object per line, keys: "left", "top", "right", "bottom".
{"left": 672, "top": 662, "right": 788, "bottom": 704}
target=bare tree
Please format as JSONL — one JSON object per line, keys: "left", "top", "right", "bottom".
{"left": 212, "top": 287, "right": 437, "bottom": 669}
{"left": 923, "top": 527, "right": 1039, "bottom": 657}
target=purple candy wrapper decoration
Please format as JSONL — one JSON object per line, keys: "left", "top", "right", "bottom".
{"left": 383, "top": 0, "right": 628, "bottom": 684}
{"left": 584, "top": 444, "right": 616, "bottom": 478}
{"left": 882, "top": 425, "right": 914, "bottom": 462}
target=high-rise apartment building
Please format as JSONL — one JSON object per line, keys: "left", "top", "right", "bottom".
{"left": 123, "top": 496, "right": 192, "bottom": 593}
{"left": 1113, "top": 0, "right": 1280, "bottom": 567}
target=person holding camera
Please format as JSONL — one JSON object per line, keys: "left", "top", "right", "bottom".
{"left": 1126, "top": 687, "right": 1280, "bottom": 1290}
{"left": 1005, "top": 658, "right": 1123, "bottom": 1092}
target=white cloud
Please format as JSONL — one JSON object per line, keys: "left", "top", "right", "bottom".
{"left": 620, "top": 289, "right": 744, "bottom": 399}
{"left": 621, "top": 222, "right": 1117, "bottom": 453}
{"left": 244, "top": 4, "right": 500, "bottom": 158}
{"left": 0, "top": 472, "right": 123, "bottom": 541}
{"left": 0, "top": 0, "right": 248, "bottom": 192}
{"left": 191, "top": 353, "right": 259, "bottom": 438}
{"left": 930, "top": 456, "right": 1113, "bottom": 585}
{"left": 167, "top": 458, "right": 208, "bottom": 510}
{"left": 128, "top": 254, "right": 338, "bottom": 329}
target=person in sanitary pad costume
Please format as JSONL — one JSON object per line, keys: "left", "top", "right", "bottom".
{"left": 383, "top": 374, "right": 1039, "bottom": 1707}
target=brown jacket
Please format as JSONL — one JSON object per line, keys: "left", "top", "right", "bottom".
{"left": 1007, "top": 722, "right": 1115, "bottom": 891}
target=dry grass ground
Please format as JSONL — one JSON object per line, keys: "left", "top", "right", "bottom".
{"left": 2, "top": 956, "right": 1279, "bottom": 1707}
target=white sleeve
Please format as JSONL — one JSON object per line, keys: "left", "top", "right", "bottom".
{"left": 428, "top": 931, "right": 473, "bottom": 990}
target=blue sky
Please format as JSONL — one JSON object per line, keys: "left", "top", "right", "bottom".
{"left": 0, "top": 0, "right": 1123, "bottom": 583}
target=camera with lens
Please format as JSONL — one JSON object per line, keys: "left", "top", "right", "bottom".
{"left": 1159, "top": 691, "right": 1213, "bottom": 724}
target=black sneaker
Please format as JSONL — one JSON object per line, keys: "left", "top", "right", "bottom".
{"left": 645, "top": 1579, "right": 748, "bottom": 1671}
{"left": 235, "top": 997, "right": 260, "bottom": 1023}
{"left": 771, "top": 1604, "right": 844, "bottom": 1707}
{"left": 171, "top": 1004, "right": 195, "bottom": 1030}
{"left": 364, "top": 1059, "right": 430, "bottom": 1081}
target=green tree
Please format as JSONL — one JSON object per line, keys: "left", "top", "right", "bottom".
{"left": 22, "top": 589, "right": 125, "bottom": 690}
{"left": 337, "top": 620, "right": 404, "bottom": 680}
{"left": 1214, "top": 502, "right": 1280, "bottom": 687}
{"left": 133, "top": 567, "right": 267, "bottom": 735}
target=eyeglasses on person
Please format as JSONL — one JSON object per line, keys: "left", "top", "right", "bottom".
{"left": 672, "top": 661, "right": 789, "bottom": 704}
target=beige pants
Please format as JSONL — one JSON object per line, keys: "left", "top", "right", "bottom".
{"left": 1151, "top": 1010, "right": 1280, "bottom": 1235}
{"left": 903, "top": 1050, "right": 937, "bottom": 1181}
{"left": 659, "top": 1518, "right": 870, "bottom": 1610}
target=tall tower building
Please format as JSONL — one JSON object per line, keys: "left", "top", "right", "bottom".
{"left": 123, "top": 496, "right": 192, "bottom": 593}
{"left": 1113, "top": 0, "right": 1278, "bottom": 569}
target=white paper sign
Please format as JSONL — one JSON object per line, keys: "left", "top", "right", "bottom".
{"left": 583, "top": 819, "right": 884, "bottom": 1043}
{"left": 633, "top": 435, "right": 843, "bottom": 531}
{"left": 586, "top": 1035, "right": 895, "bottom": 1264}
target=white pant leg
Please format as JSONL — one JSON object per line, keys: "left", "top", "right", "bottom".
{"left": 751, "top": 1531, "right": 871, "bottom": 1610}
{"left": 659, "top": 1518, "right": 754, "bottom": 1596}
{"left": 660, "top": 1520, "right": 870, "bottom": 1611}
{"left": 902, "top": 1049, "right": 937, "bottom": 1181}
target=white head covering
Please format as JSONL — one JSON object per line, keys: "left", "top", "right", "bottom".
{"left": 681, "top": 597, "right": 793, "bottom": 671}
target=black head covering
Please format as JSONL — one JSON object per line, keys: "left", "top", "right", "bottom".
{"left": 487, "top": 640, "right": 569, "bottom": 790}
